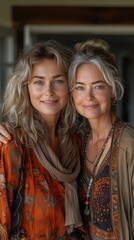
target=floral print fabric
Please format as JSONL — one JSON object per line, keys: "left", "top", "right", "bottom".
{"left": 0, "top": 141, "right": 66, "bottom": 239}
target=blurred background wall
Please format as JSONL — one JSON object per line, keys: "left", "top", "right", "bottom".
{"left": 1, "top": 0, "right": 134, "bottom": 28}
{"left": 0, "top": 0, "right": 134, "bottom": 126}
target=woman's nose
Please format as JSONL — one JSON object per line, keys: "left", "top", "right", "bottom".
{"left": 85, "top": 87, "right": 94, "bottom": 99}
{"left": 44, "top": 83, "right": 53, "bottom": 95}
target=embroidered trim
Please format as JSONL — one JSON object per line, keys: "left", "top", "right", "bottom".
{"left": 80, "top": 119, "right": 128, "bottom": 239}
{"left": 110, "top": 120, "right": 128, "bottom": 240}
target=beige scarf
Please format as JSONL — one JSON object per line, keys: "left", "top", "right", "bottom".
{"left": 31, "top": 138, "right": 82, "bottom": 232}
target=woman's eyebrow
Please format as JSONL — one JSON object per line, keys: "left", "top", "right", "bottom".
{"left": 32, "top": 74, "right": 65, "bottom": 79}
{"left": 75, "top": 81, "right": 85, "bottom": 85}
{"left": 75, "top": 80, "right": 106, "bottom": 85}
{"left": 32, "top": 75, "right": 44, "bottom": 79}
{"left": 92, "top": 80, "right": 107, "bottom": 85}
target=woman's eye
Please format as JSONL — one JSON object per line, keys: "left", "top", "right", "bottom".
{"left": 34, "top": 81, "right": 44, "bottom": 85}
{"left": 53, "top": 80, "right": 64, "bottom": 85}
{"left": 94, "top": 84, "right": 104, "bottom": 90}
{"left": 53, "top": 80, "right": 66, "bottom": 88}
{"left": 75, "top": 86, "right": 84, "bottom": 91}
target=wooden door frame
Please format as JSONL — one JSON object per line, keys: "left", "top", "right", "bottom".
{"left": 12, "top": 6, "right": 134, "bottom": 55}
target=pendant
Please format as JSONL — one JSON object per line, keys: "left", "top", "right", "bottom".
{"left": 84, "top": 207, "right": 90, "bottom": 216}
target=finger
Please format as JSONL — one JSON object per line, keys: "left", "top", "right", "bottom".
{"left": 5, "top": 122, "right": 13, "bottom": 134}
{"left": 0, "top": 134, "right": 10, "bottom": 144}
{"left": 0, "top": 126, "right": 12, "bottom": 140}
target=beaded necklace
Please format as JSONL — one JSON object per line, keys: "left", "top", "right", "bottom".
{"left": 84, "top": 120, "right": 116, "bottom": 216}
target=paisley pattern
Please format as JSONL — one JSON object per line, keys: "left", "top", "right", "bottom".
{"left": 0, "top": 141, "right": 87, "bottom": 239}
{"left": 78, "top": 120, "right": 126, "bottom": 240}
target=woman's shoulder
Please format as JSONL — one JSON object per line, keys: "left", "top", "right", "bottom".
{"left": 121, "top": 122, "right": 134, "bottom": 141}
{"left": 118, "top": 122, "right": 134, "bottom": 151}
{"left": 117, "top": 122, "right": 134, "bottom": 167}
{"left": 0, "top": 139, "right": 25, "bottom": 170}
{"left": 0, "top": 139, "right": 23, "bottom": 153}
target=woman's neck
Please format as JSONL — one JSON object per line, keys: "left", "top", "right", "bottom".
{"left": 43, "top": 114, "right": 59, "bottom": 137}
{"left": 45, "top": 118, "right": 60, "bottom": 157}
{"left": 88, "top": 114, "right": 117, "bottom": 143}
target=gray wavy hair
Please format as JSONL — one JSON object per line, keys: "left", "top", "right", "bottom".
{"left": 2, "top": 40, "right": 75, "bottom": 145}
{"left": 68, "top": 38, "right": 124, "bottom": 122}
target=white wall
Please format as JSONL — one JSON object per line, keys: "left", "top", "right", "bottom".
{"left": 1, "top": 0, "right": 134, "bottom": 27}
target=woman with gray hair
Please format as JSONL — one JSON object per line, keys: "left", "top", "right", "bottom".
{"left": 68, "top": 38, "right": 134, "bottom": 240}
{"left": 0, "top": 40, "right": 86, "bottom": 239}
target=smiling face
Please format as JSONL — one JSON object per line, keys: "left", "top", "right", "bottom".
{"left": 72, "top": 63, "right": 113, "bottom": 121}
{"left": 28, "top": 58, "right": 68, "bottom": 122}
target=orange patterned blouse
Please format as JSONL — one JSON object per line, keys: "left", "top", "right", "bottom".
{"left": 0, "top": 141, "right": 67, "bottom": 239}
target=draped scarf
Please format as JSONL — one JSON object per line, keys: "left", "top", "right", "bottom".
{"left": 30, "top": 137, "right": 82, "bottom": 232}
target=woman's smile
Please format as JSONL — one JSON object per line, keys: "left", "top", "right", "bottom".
{"left": 28, "top": 58, "right": 68, "bottom": 121}
{"left": 73, "top": 63, "right": 112, "bottom": 120}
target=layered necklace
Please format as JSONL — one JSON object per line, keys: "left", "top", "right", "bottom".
{"left": 84, "top": 119, "right": 117, "bottom": 216}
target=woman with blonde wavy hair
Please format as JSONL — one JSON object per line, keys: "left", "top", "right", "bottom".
{"left": 0, "top": 40, "right": 87, "bottom": 239}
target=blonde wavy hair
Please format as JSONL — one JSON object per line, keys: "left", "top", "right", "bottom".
{"left": 2, "top": 40, "right": 75, "bottom": 146}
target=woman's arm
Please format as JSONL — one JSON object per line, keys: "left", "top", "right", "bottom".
{"left": 0, "top": 142, "right": 22, "bottom": 238}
